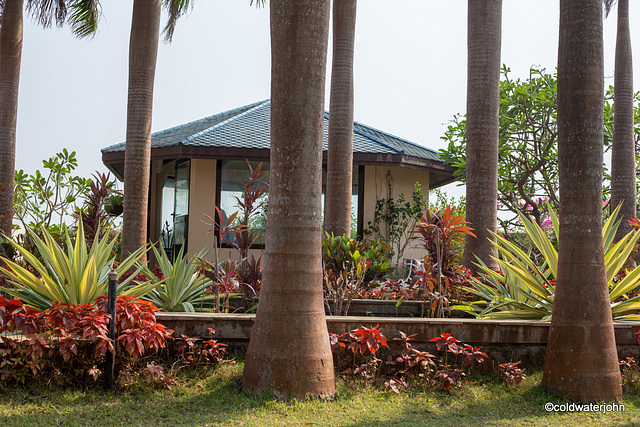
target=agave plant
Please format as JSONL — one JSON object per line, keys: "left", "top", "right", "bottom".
{"left": 140, "top": 244, "right": 216, "bottom": 312}
{"left": 0, "top": 223, "right": 154, "bottom": 311}
{"left": 454, "top": 205, "right": 640, "bottom": 321}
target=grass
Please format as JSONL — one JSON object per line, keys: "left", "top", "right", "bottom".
{"left": 1, "top": 361, "right": 639, "bottom": 427}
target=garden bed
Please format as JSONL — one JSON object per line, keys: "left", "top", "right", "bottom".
{"left": 156, "top": 312, "right": 640, "bottom": 367}
{"left": 228, "top": 298, "right": 427, "bottom": 317}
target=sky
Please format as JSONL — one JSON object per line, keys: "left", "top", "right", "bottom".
{"left": 14, "top": 0, "right": 640, "bottom": 200}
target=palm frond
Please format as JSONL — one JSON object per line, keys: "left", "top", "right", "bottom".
{"left": 25, "top": 0, "right": 67, "bottom": 28}
{"left": 604, "top": 0, "right": 617, "bottom": 18}
{"left": 161, "top": 0, "right": 193, "bottom": 43}
{"left": 67, "top": 0, "right": 102, "bottom": 39}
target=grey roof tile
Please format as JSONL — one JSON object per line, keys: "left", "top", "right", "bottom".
{"left": 101, "top": 100, "right": 442, "bottom": 163}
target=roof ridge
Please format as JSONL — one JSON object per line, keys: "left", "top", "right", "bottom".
{"left": 100, "top": 100, "right": 270, "bottom": 153}
{"left": 354, "top": 120, "right": 438, "bottom": 155}
{"left": 153, "top": 100, "right": 267, "bottom": 139}
{"left": 183, "top": 100, "right": 270, "bottom": 145}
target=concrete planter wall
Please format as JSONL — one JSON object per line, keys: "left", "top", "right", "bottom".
{"left": 229, "top": 298, "right": 427, "bottom": 317}
{"left": 326, "top": 299, "right": 425, "bottom": 317}
{"left": 155, "top": 312, "right": 640, "bottom": 367}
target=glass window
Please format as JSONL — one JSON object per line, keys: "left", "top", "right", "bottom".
{"left": 160, "top": 176, "right": 175, "bottom": 251}
{"left": 218, "top": 160, "right": 359, "bottom": 243}
{"left": 158, "top": 160, "right": 190, "bottom": 257}
{"left": 173, "top": 160, "right": 190, "bottom": 252}
{"left": 219, "top": 160, "right": 270, "bottom": 245}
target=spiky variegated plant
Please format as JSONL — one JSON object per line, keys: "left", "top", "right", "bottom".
{"left": 0, "top": 224, "right": 153, "bottom": 311}
{"left": 453, "top": 205, "right": 640, "bottom": 321}
{"left": 140, "top": 244, "right": 216, "bottom": 312}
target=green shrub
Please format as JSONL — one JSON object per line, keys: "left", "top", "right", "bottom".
{"left": 0, "top": 223, "right": 153, "bottom": 310}
{"left": 454, "top": 205, "right": 640, "bottom": 321}
{"left": 140, "top": 245, "right": 216, "bottom": 312}
{"left": 322, "top": 233, "right": 370, "bottom": 316}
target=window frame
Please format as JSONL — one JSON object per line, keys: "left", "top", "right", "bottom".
{"left": 215, "top": 160, "right": 365, "bottom": 248}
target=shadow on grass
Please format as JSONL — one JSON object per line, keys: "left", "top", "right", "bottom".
{"left": 375, "top": 372, "right": 640, "bottom": 427}
{"left": 1, "top": 368, "right": 640, "bottom": 427}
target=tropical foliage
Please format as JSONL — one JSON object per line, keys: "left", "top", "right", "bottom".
{"left": 140, "top": 244, "right": 216, "bottom": 312}
{"left": 454, "top": 206, "right": 640, "bottom": 321}
{"left": 0, "top": 223, "right": 152, "bottom": 311}
{"left": 77, "top": 171, "right": 122, "bottom": 246}
{"left": 202, "top": 160, "right": 266, "bottom": 308}
{"left": 13, "top": 149, "right": 90, "bottom": 235}
{"left": 323, "top": 232, "right": 371, "bottom": 316}
{"left": 0, "top": 294, "right": 174, "bottom": 388}
{"left": 363, "top": 183, "right": 430, "bottom": 266}
{"left": 331, "top": 326, "right": 489, "bottom": 393}
{"left": 411, "top": 205, "right": 476, "bottom": 317}
{"left": 440, "top": 65, "right": 640, "bottom": 236}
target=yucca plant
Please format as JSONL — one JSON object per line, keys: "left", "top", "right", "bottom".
{"left": 140, "top": 244, "right": 216, "bottom": 312}
{"left": 454, "top": 205, "right": 640, "bottom": 321}
{"left": 0, "top": 223, "right": 154, "bottom": 311}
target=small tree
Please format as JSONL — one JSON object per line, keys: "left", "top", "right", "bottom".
{"left": 441, "top": 66, "right": 640, "bottom": 240}
{"left": 13, "top": 150, "right": 90, "bottom": 237}
{"left": 363, "top": 182, "right": 429, "bottom": 271}
{"left": 412, "top": 206, "right": 475, "bottom": 318}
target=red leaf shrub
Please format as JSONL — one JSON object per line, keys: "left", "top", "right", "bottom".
{"left": 347, "top": 324, "right": 388, "bottom": 355}
{"left": 330, "top": 326, "right": 489, "bottom": 392}
{"left": 172, "top": 329, "right": 232, "bottom": 368}
{"left": 430, "top": 333, "right": 461, "bottom": 354}
{"left": 0, "top": 295, "right": 174, "bottom": 387}
{"left": 499, "top": 361, "right": 526, "bottom": 387}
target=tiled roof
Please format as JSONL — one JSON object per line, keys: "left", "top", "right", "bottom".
{"left": 101, "top": 100, "right": 441, "bottom": 163}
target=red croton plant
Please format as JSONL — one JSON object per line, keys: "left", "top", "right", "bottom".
{"left": 0, "top": 295, "right": 173, "bottom": 385}
{"left": 330, "top": 324, "right": 490, "bottom": 393}
{"left": 0, "top": 294, "right": 228, "bottom": 388}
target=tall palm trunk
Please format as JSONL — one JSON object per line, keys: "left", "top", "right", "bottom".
{"left": 0, "top": 0, "right": 23, "bottom": 236}
{"left": 543, "top": 0, "right": 622, "bottom": 403}
{"left": 324, "top": 0, "right": 356, "bottom": 237}
{"left": 462, "top": 0, "right": 501, "bottom": 273}
{"left": 242, "top": 0, "right": 334, "bottom": 399}
{"left": 610, "top": 0, "right": 635, "bottom": 243}
{"left": 121, "top": 0, "right": 161, "bottom": 261}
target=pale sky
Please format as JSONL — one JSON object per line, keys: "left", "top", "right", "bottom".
{"left": 14, "top": 0, "right": 640, "bottom": 199}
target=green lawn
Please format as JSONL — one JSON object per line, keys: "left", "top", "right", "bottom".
{"left": 1, "top": 362, "right": 639, "bottom": 427}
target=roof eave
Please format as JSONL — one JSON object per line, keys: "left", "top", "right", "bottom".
{"left": 102, "top": 148, "right": 457, "bottom": 189}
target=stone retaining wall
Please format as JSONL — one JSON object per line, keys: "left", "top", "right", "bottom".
{"left": 156, "top": 313, "right": 640, "bottom": 367}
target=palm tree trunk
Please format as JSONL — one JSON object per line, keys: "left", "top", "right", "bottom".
{"left": 324, "top": 0, "right": 356, "bottom": 237}
{"left": 462, "top": 0, "right": 501, "bottom": 273}
{"left": 0, "top": 0, "right": 23, "bottom": 236}
{"left": 610, "top": 0, "right": 635, "bottom": 243}
{"left": 121, "top": 0, "right": 161, "bottom": 261}
{"left": 242, "top": 0, "right": 334, "bottom": 399}
{"left": 543, "top": 0, "right": 622, "bottom": 403}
